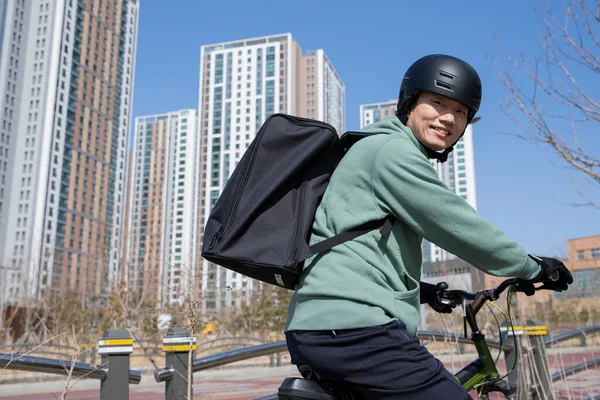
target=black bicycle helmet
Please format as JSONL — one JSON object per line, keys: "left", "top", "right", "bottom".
{"left": 396, "top": 54, "right": 482, "bottom": 162}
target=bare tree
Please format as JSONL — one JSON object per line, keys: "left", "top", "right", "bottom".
{"left": 493, "top": 0, "right": 600, "bottom": 208}
{"left": 219, "top": 284, "right": 293, "bottom": 339}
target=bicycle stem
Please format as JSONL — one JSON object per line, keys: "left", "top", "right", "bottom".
{"left": 464, "top": 291, "right": 494, "bottom": 337}
{"left": 465, "top": 303, "right": 478, "bottom": 337}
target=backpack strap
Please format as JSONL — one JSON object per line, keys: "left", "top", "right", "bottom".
{"left": 303, "top": 216, "right": 395, "bottom": 261}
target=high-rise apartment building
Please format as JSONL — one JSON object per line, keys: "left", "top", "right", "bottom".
{"left": 126, "top": 110, "right": 199, "bottom": 306}
{"left": 360, "top": 100, "right": 397, "bottom": 128}
{"left": 0, "top": 0, "right": 139, "bottom": 303}
{"left": 198, "top": 33, "right": 345, "bottom": 312}
{"left": 360, "top": 100, "right": 478, "bottom": 262}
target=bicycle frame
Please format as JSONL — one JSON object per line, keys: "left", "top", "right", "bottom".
{"left": 445, "top": 280, "right": 521, "bottom": 397}
{"left": 455, "top": 332, "right": 501, "bottom": 391}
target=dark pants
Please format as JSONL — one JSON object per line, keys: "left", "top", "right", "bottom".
{"left": 286, "top": 320, "right": 473, "bottom": 400}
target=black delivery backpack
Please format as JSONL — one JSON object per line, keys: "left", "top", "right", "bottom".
{"left": 201, "top": 113, "right": 393, "bottom": 289}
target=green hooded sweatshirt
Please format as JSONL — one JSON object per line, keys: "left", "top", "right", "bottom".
{"left": 285, "top": 116, "right": 541, "bottom": 336}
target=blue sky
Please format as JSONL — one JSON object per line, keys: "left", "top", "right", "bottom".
{"left": 132, "top": 0, "right": 599, "bottom": 257}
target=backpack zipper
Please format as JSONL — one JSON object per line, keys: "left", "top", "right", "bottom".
{"left": 290, "top": 180, "right": 307, "bottom": 262}
{"left": 208, "top": 226, "right": 224, "bottom": 250}
{"left": 287, "top": 116, "right": 338, "bottom": 262}
{"left": 208, "top": 118, "right": 270, "bottom": 250}
{"left": 209, "top": 114, "right": 337, "bottom": 251}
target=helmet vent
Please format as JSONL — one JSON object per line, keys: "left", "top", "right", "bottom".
{"left": 439, "top": 71, "right": 455, "bottom": 80}
{"left": 434, "top": 80, "right": 454, "bottom": 91}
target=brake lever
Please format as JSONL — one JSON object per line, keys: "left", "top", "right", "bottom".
{"left": 438, "top": 290, "right": 464, "bottom": 307}
{"left": 514, "top": 279, "right": 543, "bottom": 296}
{"left": 437, "top": 291, "right": 457, "bottom": 307}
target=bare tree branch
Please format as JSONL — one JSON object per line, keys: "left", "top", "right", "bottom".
{"left": 570, "top": 176, "right": 600, "bottom": 209}
{"left": 492, "top": 0, "right": 600, "bottom": 208}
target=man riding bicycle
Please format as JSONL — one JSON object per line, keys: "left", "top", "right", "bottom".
{"left": 284, "top": 54, "right": 573, "bottom": 400}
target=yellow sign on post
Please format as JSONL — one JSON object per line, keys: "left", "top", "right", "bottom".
{"left": 162, "top": 336, "right": 197, "bottom": 352}
{"left": 500, "top": 325, "right": 548, "bottom": 336}
{"left": 98, "top": 338, "right": 134, "bottom": 354}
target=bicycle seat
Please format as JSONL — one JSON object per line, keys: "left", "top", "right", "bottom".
{"left": 278, "top": 377, "right": 334, "bottom": 400}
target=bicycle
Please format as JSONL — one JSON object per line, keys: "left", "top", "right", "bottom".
{"left": 275, "top": 277, "right": 544, "bottom": 400}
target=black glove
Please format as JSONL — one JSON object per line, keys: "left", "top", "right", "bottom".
{"left": 420, "top": 282, "right": 454, "bottom": 314}
{"left": 528, "top": 255, "right": 573, "bottom": 292}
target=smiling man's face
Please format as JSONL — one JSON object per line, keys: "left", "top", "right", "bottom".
{"left": 405, "top": 91, "right": 469, "bottom": 151}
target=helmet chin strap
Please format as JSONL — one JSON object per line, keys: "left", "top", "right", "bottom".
{"left": 425, "top": 146, "right": 453, "bottom": 163}
{"left": 422, "top": 128, "right": 467, "bottom": 163}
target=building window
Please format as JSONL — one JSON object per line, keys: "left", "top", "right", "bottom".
{"left": 553, "top": 268, "right": 600, "bottom": 299}
{"left": 592, "top": 248, "right": 600, "bottom": 259}
{"left": 577, "top": 250, "right": 585, "bottom": 260}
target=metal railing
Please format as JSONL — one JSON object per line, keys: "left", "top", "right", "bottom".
{"left": 546, "top": 323, "right": 600, "bottom": 347}
{"left": 551, "top": 358, "right": 600, "bottom": 383}
{"left": 154, "top": 340, "right": 288, "bottom": 383}
{"left": 0, "top": 352, "right": 141, "bottom": 383}
{"left": 0, "top": 329, "right": 142, "bottom": 400}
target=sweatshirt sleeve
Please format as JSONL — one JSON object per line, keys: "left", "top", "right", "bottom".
{"left": 371, "top": 138, "right": 541, "bottom": 280}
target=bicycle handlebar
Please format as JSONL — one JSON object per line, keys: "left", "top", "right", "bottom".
{"left": 434, "top": 277, "right": 548, "bottom": 337}
{"left": 438, "top": 277, "right": 542, "bottom": 309}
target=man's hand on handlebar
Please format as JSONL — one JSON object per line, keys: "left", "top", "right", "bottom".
{"left": 528, "top": 255, "right": 573, "bottom": 292}
{"left": 420, "top": 281, "right": 455, "bottom": 314}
